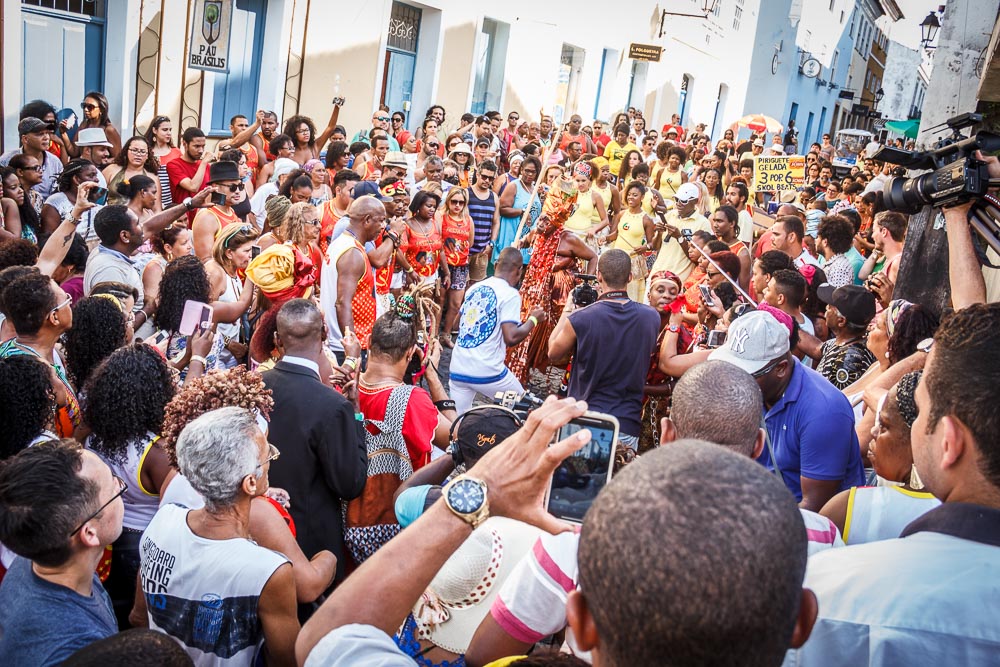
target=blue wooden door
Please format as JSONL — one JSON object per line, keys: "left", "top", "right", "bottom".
{"left": 21, "top": 4, "right": 105, "bottom": 109}
{"left": 384, "top": 50, "right": 415, "bottom": 116}
{"left": 210, "top": 0, "right": 267, "bottom": 135}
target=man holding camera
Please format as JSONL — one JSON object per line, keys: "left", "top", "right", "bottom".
{"left": 548, "top": 249, "right": 660, "bottom": 452}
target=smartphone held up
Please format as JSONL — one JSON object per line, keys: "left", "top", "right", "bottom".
{"left": 546, "top": 411, "right": 619, "bottom": 524}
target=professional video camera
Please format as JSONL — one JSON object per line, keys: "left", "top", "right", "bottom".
{"left": 874, "top": 113, "right": 1000, "bottom": 255}
{"left": 572, "top": 274, "right": 599, "bottom": 308}
{"left": 493, "top": 390, "right": 544, "bottom": 419}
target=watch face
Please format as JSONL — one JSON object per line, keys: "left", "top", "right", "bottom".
{"left": 448, "top": 479, "right": 485, "bottom": 514}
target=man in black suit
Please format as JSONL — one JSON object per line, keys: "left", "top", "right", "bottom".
{"left": 263, "top": 299, "right": 368, "bottom": 583}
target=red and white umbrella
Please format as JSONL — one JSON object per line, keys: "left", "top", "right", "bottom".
{"left": 731, "top": 114, "right": 783, "bottom": 134}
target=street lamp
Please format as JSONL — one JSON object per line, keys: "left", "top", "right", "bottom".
{"left": 658, "top": 0, "right": 720, "bottom": 38}
{"left": 874, "top": 87, "right": 884, "bottom": 108}
{"left": 920, "top": 11, "right": 941, "bottom": 51}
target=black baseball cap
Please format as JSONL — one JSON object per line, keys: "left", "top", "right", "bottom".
{"left": 452, "top": 407, "right": 522, "bottom": 468}
{"left": 818, "top": 283, "right": 876, "bottom": 327}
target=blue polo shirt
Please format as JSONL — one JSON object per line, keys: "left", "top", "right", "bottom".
{"left": 759, "top": 358, "right": 865, "bottom": 501}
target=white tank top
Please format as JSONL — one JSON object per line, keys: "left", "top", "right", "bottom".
{"left": 92, "top": 431, "right": 161, "bottom": 530}
{"left": 217, "top": 272, "right": 242, "bottom": 342}
{"left": 843, "top": 485, "right": 941, "bottom": 545}
{"left": 139, "top": 503, "right": 288, "bottom": 666}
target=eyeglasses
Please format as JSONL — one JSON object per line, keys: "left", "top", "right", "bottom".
{"left": 705, "top": 271, "right": 721, "bottom": 279}
{"left": 80, "top": 103, "right": 98, "bottom": 112}
{"left": 19, "top": 165, "right": 44, "bottom": 173}
{"left": 129, "top": 148, "right": 148, "bottom": 156}
{"left": 255, "top": 443, "right": 280, "bottom": 472}
{"left": 51, "top": 295, "right": 72, "bottom": 314}
{"left": 751, "top": 358, "right": 785, "bottom": 379}
{"left": 68, "top": 475, "right": 127, "bottom": 537}
{"left": 223, "top": 182, "right": 246, "bottom": 193}
{"left": 306, "top": 218, "right": 322, "bottom": 227}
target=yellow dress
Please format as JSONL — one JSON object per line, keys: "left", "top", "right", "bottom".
{"left": 657, "top": 167, "right": 684, "bottom": 199}
{"left": 565, "top": 188, "right": 599, "bottom": 233}
{"left": 613, "top": 210, "right": 648, "bottom": 302}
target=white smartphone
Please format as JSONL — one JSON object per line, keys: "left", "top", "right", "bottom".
{"left": 178, "top": 300, "right": 213, "bottom": 336}
{"left": 546, "top": 412, "right": 619, "bottom": 524}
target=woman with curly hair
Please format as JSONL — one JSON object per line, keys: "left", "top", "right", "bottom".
{"left": 103, "top": 136, "right": 160, "bottom": 209}
{"left": 151, "top": 255, "right": 225, "bottom": 381}
{"left": 281, "top": 201, "right": 323, "bottom": 283}
{"left": 84, "top": 343, "right": 175, "bottom": 627}
{"left": 284, "top": 108, "right": 341, "bottom": 166}
{"left": 0, "top": 355, "right": 59, "bottom": 458}
{"left": 154, "top": 368, "right": 337, "bottom": 604}
{"left": 141, "top": 225, "right": 192, "bottom": 313}
{"left": 63, "top": 295, "right": 129, "bottom": 390}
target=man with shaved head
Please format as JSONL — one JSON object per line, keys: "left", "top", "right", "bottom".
{"left": 262, "top": 299, "right": 368, "bottom": 585}
{"left": 321, "top": 194, "right": 387, "bottom": 363}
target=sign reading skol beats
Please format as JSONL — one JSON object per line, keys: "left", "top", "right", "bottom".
{"left": 753, "top": 155, "right": 806, "bottom": 191}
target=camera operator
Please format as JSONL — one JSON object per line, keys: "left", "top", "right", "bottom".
{"left": 548, "top": 249, "right": 660, "bottom": 452}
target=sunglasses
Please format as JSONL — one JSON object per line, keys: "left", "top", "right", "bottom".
{"left": 427, "top": 142, "right": 440, "bottom": 148}
{"left": 222, "top": 182, "right": 246, "bottom": 193}
{"left": 80, "top": 103, "right": 98, "bottom": 112}
{"left": 376, "top": 116, "right": 390, "bottom": 122}
{"left": 392, "top": 117, "right": 403, "bottom": 122}
{"left": 68, "top": 475, "right": 127, "bottom": 537}
{"left": 751, "top": 357, "right": 785, "bottom": 379}
{"left": 509, "top": 115, "right": 519, "bottom": 121}
{"left": 222, "top": 224, "right": 253, "bottom": 248}
{"left": 450, "top": 199, "right": 467, "bottom": 205}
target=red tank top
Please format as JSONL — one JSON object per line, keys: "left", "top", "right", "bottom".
{"left": 403, "top": 220, "right": 443, "bottom": 279}
{"left": 373, "top": 231, "right": 395, "bottom": 295}
{"left": 441, "top": 214, "right": 472, "bottom": 267}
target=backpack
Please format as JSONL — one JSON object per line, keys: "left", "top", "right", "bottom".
{"left": 343, "top": 384, "right": 416, "bottom": 566}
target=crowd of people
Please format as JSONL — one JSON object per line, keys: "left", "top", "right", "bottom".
{"left": 0, "top": 90, "right": 998, "bottom": 667}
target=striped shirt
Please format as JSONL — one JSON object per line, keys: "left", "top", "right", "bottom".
{"left": 467, "top": 186, "right": 496, "bottom": 254}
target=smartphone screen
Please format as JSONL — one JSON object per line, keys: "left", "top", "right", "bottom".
{"left": 681, "top": 228, "right": 694, "bottom": 242}
{"left": 547, "top": 414, "right": 619, "bottom": 523}
{"left": 251, "top": 245, "right": 261, "bottom": 260}
{"left": 699, "top": 284, "right": 715, "bottom": 307}
{"left": 89, "top": 186, "right": 108, "bottom": 205}
{"left": 210, "top": 191, "right": 227, "bottom": 207}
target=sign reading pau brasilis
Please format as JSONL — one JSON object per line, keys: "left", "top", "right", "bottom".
{"left": 189, "top": 0, "right": 233, "bottom": 73}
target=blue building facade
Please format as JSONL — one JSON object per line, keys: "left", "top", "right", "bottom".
{"left": 740, "top": 0, "right": 856, "bottom": 147}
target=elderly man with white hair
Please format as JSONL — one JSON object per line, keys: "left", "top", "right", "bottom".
{"left": 138, "top": 407, "right": 299, "bottom": 666}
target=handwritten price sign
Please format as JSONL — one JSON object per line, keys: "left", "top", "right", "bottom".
{"left": 753, "top": 156, "right": 805, "bottom": 191}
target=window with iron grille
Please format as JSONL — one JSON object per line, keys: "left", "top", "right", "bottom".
{"left": 733, "top": 0, "right": 743, "bottom": 30}
{"left": 21, "top": 0, "right": 104, "bottom": 17}
{"left": 387, "top": 1, "right": 421, "bottom": 53}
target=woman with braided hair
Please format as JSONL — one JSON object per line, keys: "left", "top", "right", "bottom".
{"left": 820, "top": 371, "right": 941, "bottom": 544}
{"left": 40, "top": 158, "right": 103, "bottom": 243}
{"left": 358, "top": 286, "right": 450, "bottom": 471}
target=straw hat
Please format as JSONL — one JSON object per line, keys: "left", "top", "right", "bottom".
{"left": 409, "top": 517, "right": 542, "bottom": 655}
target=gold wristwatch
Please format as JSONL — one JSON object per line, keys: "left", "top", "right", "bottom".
{"left": 443, "top": 474, "right": 490, "bottom": 528}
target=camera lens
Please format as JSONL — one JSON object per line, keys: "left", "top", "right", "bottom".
{"left": 884, "top": 173, "right": 935, "bottom": 215}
